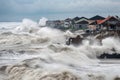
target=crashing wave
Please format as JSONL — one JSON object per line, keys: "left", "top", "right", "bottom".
{"left": 0, "top": 19, "right": 120, "bottom": 80}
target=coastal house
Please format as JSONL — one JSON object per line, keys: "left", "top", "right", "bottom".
{"left": 46, "top": 19, "right": 73, "bottom": 30}
{"left": 98, "top": 16, "right": 120, "bottom": 31}
{"left": 73, "top": 17, "right": 89, "bottom": 30}
{"left": 88, "top": 20, "right": 103, "bottom": 32}
{"left": 46, "top": 20, "right": 64, "bottom": 29}
{"left": 64, "top": 18, "right": 72, "bottom": 28}
{"left": 54, "top": 20, "right": 64, "bottom": 29}
{"left": 88, "top": 15, "right": 105, "bottom": 32}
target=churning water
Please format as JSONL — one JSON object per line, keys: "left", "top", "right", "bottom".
{"left": 0, "top": 18, "right": 120, "bottom": 80}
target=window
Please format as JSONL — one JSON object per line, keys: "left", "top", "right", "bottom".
{"left": 79, "top": 25, "right": 82, "bottom": 29}
{"left": 110, "top": 24, "right": 116, "bottom": 30}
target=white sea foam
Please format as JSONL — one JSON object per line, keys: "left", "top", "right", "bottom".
{"left": 0, "top": 18, "right": 120, "bottom": 80}
{"left": 39, "top": 17, "right": 48, "bottom": 26}
{"left": 13, "top": 19, "right": 39, "bottom": 34}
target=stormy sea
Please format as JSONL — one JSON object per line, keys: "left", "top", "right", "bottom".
{"left": 0, "top": 18, "right": 120, "bottom": 80}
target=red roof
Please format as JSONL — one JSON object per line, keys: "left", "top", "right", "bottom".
{"left": 96, "top": 20, "right": 103, "bottom": 24}
{"left": 98, "top": 16, "right": 118, "bottom": 24}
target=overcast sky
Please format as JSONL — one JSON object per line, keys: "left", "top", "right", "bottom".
{"left": 0, "top": 0, "right": 120, "bottom": 21}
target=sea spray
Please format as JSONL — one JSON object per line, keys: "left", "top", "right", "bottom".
{"left": 39, "top": 17, "right": 48, "bottom": 27}
{"left": 37, "top": 27, "right": 66, "bottom": 44}
{"left": 102, "top": 37, "right": 120, "bottom": 53}
{"left": 0, "top": 19, "right": 120, "bottom": 80}
{"left": 14, "top": 19, "right": 39, "bottom": 33}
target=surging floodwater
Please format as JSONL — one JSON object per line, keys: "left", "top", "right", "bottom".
{"left": 0, "top": 18, "right": 120, "bottom": 80}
